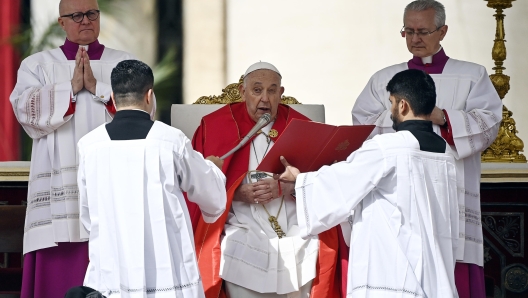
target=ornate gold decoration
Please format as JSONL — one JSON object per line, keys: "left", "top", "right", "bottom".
{"left": 504, "top": 265, "right": 528, "bottom": 293}
{"left": 262, "top": 197, "right": 287, "bottom": 239}
{"left": 280, "top": 96, "right": 301, "bottom": 105}
{"left": 0, "top": 172, "right": 29, "bottom": 177}
{"left": 0, "top": 168, "right": 30, "bottom": 182}
{"left": 269, "top": 129, "right": 278, "bottom": 138}
{"left": 335, "top": 139, "right": 350, "bottom": 151}
{"left": 246, "top": 170, "right": 287, "bottom": 239}
{"left": 267, "top": 214, "right": 287, "bottom": 239}
{"left": 481, "top": 0, "right": 526, "bottom": 163}
{"left": 193, "top": 76, "right": 301, "bottom": 105}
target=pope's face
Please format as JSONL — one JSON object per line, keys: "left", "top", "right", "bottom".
{"left": 240, "top": 70, "right": 284, "bottom": 123}
{"left": 404, "top": 9, "right": 447, "bottom": 58}
{"left": 58, "top": 0, "right": 100, "bottom": 45}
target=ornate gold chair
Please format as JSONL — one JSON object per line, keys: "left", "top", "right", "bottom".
{"left": 171, "top": 76, "right": 325, "bottom": 139}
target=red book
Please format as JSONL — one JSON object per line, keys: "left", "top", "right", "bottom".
{"left": 257, "top": 119, "right": 375, "bottom": 173}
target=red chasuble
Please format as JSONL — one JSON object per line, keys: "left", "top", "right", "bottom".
{"left": 189, "top": 102, "right": 340, "bottom": 298}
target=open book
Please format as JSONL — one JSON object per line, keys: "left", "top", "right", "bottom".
{"left": 257, "top": 119, "right": 375, "bottom": 173}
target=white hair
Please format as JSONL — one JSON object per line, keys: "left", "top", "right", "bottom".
{"left": 404, "top": 0, "right": 446, "bottom": 28}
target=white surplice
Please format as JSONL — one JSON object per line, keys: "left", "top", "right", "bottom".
{"left": 10, "top": 46, "right": 134, "bottom": 254}
{"left": 352, "top": 58, "right": 502, "bottom": 266}
{"left": 77, "top": 121, "right": 227, "bottom": 298}
{"left": 219, "top": 123, "right": 319, "bottom": 296}
{"left": 296, "top": 131, "right": 459, "bottom": 298}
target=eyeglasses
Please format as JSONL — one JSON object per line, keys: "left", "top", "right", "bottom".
{"left": 60, "top": 10, "right": 100, "bottom": 23}
{"left": 400, "top": 25, "right": 443, "bottom": 38}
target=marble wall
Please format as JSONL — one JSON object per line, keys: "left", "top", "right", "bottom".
{"left": 184, "top": 0, "right": 528, "bottom": 148}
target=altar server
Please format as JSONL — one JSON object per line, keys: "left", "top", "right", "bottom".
{"left": 352, "top": 1, "right": 502, "bottom": 297}
{"left": 281, "top": 69, "right": 460, "bottom": 298}
{"left": 76, "top": 59, "right": 226, "bottom": 297}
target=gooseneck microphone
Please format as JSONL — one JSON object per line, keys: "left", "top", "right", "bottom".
{"left": 220, "top": 113, "right": 272, "bottom": 160}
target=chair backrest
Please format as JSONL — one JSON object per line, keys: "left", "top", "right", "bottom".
{"left": 0, "top": 206, "right": 26, "bottom": 253}
{"left": 171, "top": 76, "right": 325, "bottom": 139}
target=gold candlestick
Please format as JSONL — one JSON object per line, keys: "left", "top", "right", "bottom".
{"left": 481, "top": 0, "right": 526, "bottom": 163}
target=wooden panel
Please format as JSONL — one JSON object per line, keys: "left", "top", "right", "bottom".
{"left": 0, "top": 268, "right": 23, "bottom": 293}
{"left": 0, "top": 205, "right": 24, "bottom": 292}
{"left": 0, "top": 206, "right": 25, "bottom": 253}
{"left": 481, "top": 182, "right": 528, "bottom": 298}
{"left": 0, "top": 174, "right": 27, "bottom": 294}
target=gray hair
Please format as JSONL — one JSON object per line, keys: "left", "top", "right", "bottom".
{"left": 404, "top": 0, "right": 446, "bottom": 28}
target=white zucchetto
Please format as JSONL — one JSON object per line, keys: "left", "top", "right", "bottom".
{"left": 243, "top": 62, "right": 281, "bottom": 78}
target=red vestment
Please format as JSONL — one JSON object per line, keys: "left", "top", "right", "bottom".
{"left": 189, "top": 102, "right": 340, "bottom": 298}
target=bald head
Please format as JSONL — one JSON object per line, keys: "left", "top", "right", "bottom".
{"left": 58, "top": 0, "right": 100, "bottom": 45}
{"left": 59, "top": 0, "right": 66, "bottom": 15}
{"left": 59, "top": 0, "right": 99, "bottom": 15}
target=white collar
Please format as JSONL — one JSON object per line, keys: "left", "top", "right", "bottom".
{"left": 421, "top": 46, "right": 442, "bottom": 64}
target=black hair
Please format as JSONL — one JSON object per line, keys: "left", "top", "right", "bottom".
{"left": 386, "top": 69, "right": 436, "bottom": 116}
{"left": 111, "top": 59, "right": 154, "bottom": 107}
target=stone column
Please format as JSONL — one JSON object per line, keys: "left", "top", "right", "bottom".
{"left": 182, "top": 0, "right": 226, "bottom": 104}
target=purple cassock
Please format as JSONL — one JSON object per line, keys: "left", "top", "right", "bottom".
{"left": 60, "top": 38, "right": 105, "bottom": 60}
{"left": 21, "top": 38, "right": 105, "bottom": 298}
{"left": 407, "top": 47, "right": 449, "bottom": 74}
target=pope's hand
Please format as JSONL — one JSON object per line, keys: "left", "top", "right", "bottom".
{"left": 206, "top": 156, "right": 223, "bottom": 169}
{"left": 234, "top": 178, "right": 281, "bottom": 205}
{"left": 276, "top": 156, "right": 300, "bottom": 183}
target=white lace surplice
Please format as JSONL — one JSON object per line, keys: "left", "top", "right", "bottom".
{"left": 78, "top": 122, "right": 226, "bottom": 297}
{"left": 352, "top": 58, "right": 502, "bottom": 266}
{"left": 296, "top": 131, "right": 460, "bottom": 298}
{"left": 10, "top": 47, "right": 135, "bottom": 254}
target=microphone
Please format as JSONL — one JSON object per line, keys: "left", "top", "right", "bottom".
{"left": 220, "top": 113, "right": 272, "bottom": 160}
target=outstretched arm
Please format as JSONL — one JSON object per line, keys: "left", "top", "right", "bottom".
{"left": 290, "top": 140, "right": 386, "bottom": 238}
{"left": 276, "top": 156, "right": 300, "bottom": 183}
{"left": 177, "top": 138, "right": 227, "bottom": 223}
